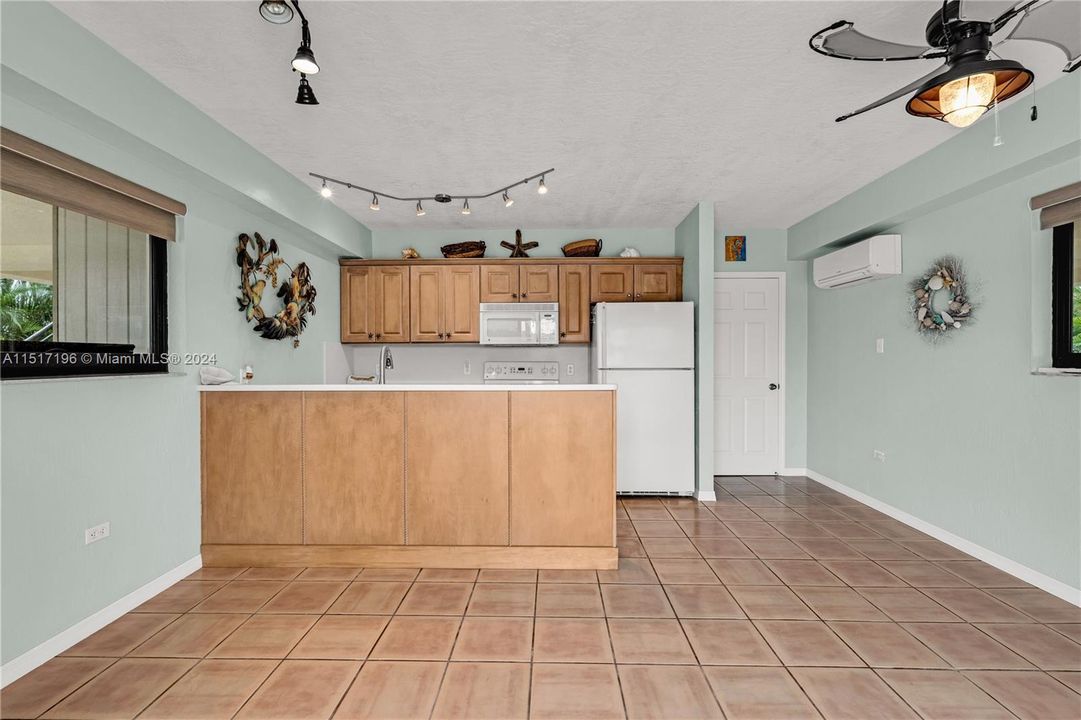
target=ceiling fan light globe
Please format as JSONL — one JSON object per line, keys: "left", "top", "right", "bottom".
{"left": 939, "top": 72, "right": 995, "bottom": 127}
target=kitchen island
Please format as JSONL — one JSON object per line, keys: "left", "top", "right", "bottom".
{"left": 199, "top": 385, "right": 617, "bottom": 569}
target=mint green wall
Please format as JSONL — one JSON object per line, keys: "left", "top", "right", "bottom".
{"left": 675, "top": 204, "right": 715, "bottom": 494}
{"left": 714, "top": 229, "right": 808, "bottom": 468}
{"left": 798, "top": 74, "right": 1081, "bottom": 591}
{"left": 1, "top": 3, "right": 370, "bottom": 665}
{"left": 371, "top": 228, "right": 673, "bottom": 259}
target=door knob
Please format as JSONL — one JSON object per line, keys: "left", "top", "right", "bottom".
{"left": 769, "top": 383, "right": 780, "bottom": 390}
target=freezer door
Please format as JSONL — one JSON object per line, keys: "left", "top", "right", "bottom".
{"left": 595, "top": 302, "right": 694, "bottom": 369}
{"left": 600, "top": 369, "right": 695, "bottom": 494}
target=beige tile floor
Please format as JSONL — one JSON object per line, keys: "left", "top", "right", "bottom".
{"left": 3, "top": 475, "right": 1080, "bottom": 719}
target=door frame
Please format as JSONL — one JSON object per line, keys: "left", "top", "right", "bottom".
{"left": 713, "top": 271, "right": 787, "bottom": 475}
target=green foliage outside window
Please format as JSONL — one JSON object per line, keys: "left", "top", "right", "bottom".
{"left": 0, "top": 278, "right": 54, "bottom": 341}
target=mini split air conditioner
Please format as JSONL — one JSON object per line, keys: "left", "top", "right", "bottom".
{"left": 813, "top": 235, "right": 902, "bottom": 289}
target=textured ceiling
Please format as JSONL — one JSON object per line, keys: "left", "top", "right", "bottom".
{"left": 56, "top": 1, "right": 1070, "bottom": 231}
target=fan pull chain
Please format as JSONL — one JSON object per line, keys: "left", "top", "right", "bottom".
{"left": 993, "top": 96, "right": 1003, "bottom": 147}
{"left": 1030, "top": 83, "right": 1038, "bottom": 122}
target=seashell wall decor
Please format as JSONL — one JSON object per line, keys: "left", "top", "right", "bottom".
{"left": 908, "top": 255, "right": 976, "bottom": 342}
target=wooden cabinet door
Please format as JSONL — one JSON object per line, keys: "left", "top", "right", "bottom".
{"left": 340, "top": 267, "right": 372, "bottom": 342}
{"left": 202, "top": 392, "right": 303, "bottom": 544}
{"left": 509, "top": 391, "right": 615, "bottom": 546}
{"left": 519, "top": 264, "right": 559, "bottom": 302}
{"left": 590, "top": 264, "right": 634, "bottom": 303}
{"left": 409, "top": 266, "right": 444, "bottom": 342}
{"left": 558, "top": 265, "right": 591, "bottom": 343}
{"left": 303, "top": 392, "right": 405, "bottom": 544}
{"left": 370, "top": 266, "right": 410, "bottom": 342}
{"left": 443, "top": 265, "right": 480, "bottom": 342}
{"left": 634, "top": 264, "right": 682, "bottom": 302}
{"left": 406, "top": 392, "right": 509, "bottom": 545}
{"left": 480, "top": 265, "right": 520, "bottom": 302}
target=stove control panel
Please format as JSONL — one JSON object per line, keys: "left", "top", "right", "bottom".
{"left": 483, "top": 361, "right": 560, "bottom": 383}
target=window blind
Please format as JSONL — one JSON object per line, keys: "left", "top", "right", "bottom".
{"left": 1031, "top": 180, "right": 1081, "bottom": 230}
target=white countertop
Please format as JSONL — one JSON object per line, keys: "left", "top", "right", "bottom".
{"left": 199, "top": 384, "right": 615, "bottom": 392}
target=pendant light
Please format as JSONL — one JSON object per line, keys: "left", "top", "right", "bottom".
{"left": 369, "top": 194, "right": 380, "bottom": 211}
{"left": 319, "top": 179, "right": 332, "bottom": 198}
{"left": 502, "top": 191, "right": 514, "bottom": 207}
{"left": 461, "top": 199, "right": 472, "bottom": 215}
{"left": 292, "top": 45, "right": 319, "bottom": 75}
{"left": 906, "top": 59, "right": 1033, "bottom": 128}
{"left": 259, "top": 0, "right": 293, "bottom": 24}
{"left": 296, "top": 74, "right": 318, "bottom": 105}
{"left": 416, "top": 200, "right": 426, "bottom": 216}
{"left": 537, "top": 175, "right": 548, "bottom": 194}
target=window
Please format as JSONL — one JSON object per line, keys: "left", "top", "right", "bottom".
{"left": 0, "top": 128, "right": 183, "bottom": 379}
{"left": 1051, "top": 222, "right": 1081, "bottom": 369}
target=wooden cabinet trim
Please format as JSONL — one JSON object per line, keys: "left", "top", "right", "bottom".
{"left": 342, "top": 257, "right": 684, "bottom": 267}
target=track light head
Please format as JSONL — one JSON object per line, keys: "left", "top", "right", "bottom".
{"left": 537, "top": 175, "right": 548, "bottom": 194}
{"left": 295, "top": 74, "right": 318, "bottom": 105}
{"left": 461, "top": 199, "right": 471, "bottom": 215}
{"left": 259, "top": 0, "right": 294, "bottom": 24}
{"left": 502, "top": 191, "right": 514, "bottom": 207}
{"left": 416, "top": 200, "right": 426, "bottom": 216}
{"left": 292, "top": 45, "right": 319, "bottom": 75}
{"left": 319, "top": 180, "right": 332, "bottom": 198}
{"left": 370, "top": 194, "right": 380, "bottom": 211}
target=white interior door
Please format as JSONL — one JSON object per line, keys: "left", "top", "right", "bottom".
{"left": 714, "top": 276, "right": 783, "bottom": 475}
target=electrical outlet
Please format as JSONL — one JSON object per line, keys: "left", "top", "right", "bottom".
{"left": 463, "top": 360, "right": 471, "bottom": 376}
{"left": 876, "top": 338, "right": 885, "bottom": 354}
{"left": 566, "top": 363, "right": 574, "bottom": 377}
{"left": 85, "top": 521, "right": 110, "bottom": 545}
{"left": 872, "top": 450, "right": 886, "bottom": 463}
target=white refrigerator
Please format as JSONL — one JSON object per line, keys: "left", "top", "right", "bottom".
{"left": 591, "top": 302, "right": 696, "bottom": 495}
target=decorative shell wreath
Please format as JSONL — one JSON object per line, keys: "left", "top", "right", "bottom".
{"left": 235, "top": 232, "right": 317, "bottom": 348}
{"left": 909, "top": 255, "right": 974, "bottom": 339}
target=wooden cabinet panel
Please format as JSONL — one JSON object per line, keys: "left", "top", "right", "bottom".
{"left": 480, "top": 265, "right": 520, "bottom": 302}
{"left": 558, "top": 265, "right": 591, "bottom": 343}
{"left": 303, "top": 392, "right": 405, "bottom": 545}
{"left": 590, "top": 265, "right": 634, "bottom": 303}
{"left": 202, "top": 392, "right": 303, "bottom": 544}
{"left": 509, "top": 392, "right": 615, "bottom": 547}
{"left": 371, "top": 267, "right": 410, "bottom": 342}
{"left": 634, "top": 264, "right": 682, "bottom": 302}
{"left": 520, "top": 265, "right": 558, "bottom": 302}
{"left": 406, "top": 392, "right": 509, "bottom": 545}
{"left": 340, "top": 267, "right": 372, "bottom": 342}
{"left": 443, "top": 265, "right": 480, "bottom": 342}
{"left": 409, "top": 266, "right": 444, "bottom": 342}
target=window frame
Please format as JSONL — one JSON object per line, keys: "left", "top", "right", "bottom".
{"left": 1051, "top": 221, "right": 1080, "bottom": 369}
{"left": 0, "top": 234, "right": 169, "bottom": 379}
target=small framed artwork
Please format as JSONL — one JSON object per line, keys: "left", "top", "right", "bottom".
{"left": 725, "top": 235, "right": 747, "bottom": 262}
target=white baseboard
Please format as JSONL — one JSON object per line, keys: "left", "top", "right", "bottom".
{"left": 802, "top": 469, "right": 1081, "bottom": 607}
{"left": 0, "top": 554, "right": 202, "bottom": 688}
{"left": 695, "top": 488, "right": 717, "bottom": 502}
{"left": 782, "top": 467, "right": 809, "bottom": 476}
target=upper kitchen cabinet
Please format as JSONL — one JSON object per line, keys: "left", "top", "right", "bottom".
{"left": 340, "top": 266, "right": 410, "bottom": 343}
{"left": 480, "top": 264, "right": 558, "bottom": 303}
{"left": 590, "top": 262, "right": 682, "bottom": 303}
{"left": 590, "top": 264, "right": 634, "bottom": 302}
{"left": 558, "top": 265, "right": 591, "bottom": 343}
{"left": 634, "top": 263, "right": 682, "bottom": 302}
{"left": 410, "top": 265, "right": 480, "bottom": 342}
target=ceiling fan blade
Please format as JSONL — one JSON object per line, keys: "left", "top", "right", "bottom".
{"left": 989, "top": 0, "right": 1044, "bottom": 32}
{"left": 835, "top": 64, "right": 950, "bottom": 122}
{"left": 999, "top": 0, "right": 1081, "bottom": 72}
{"left": 810, "top": 21, "right": 943, "bottom": 61}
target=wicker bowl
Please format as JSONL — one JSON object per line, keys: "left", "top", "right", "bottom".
{"left": 562, "top": 238, "right": 602, "bottom": 257}
{"left": 440, "top": 241, "right": 486, "bottom": 258}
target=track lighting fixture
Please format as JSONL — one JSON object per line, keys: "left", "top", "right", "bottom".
{"left": 319, "top": 179, "right": 332, "bottom": 198}
{"left": 259, "top": 0, "right": 293, "bottom": 24}
{"left": 260, "top": 0, "right": 321, "bottom": 104}
{"left": 308, "top": 168, "right": 554, "bottom": 218}
{"left": 296, "top": 74, "right": 318, "bottom": 105}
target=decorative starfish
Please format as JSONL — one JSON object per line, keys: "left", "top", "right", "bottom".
{"left": 500, "top": 229, "right": 539, "bottom": 258}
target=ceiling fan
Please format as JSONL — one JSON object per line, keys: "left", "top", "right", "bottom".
{"left": 810, "top": 0, "right": 1080, "bottom": 127}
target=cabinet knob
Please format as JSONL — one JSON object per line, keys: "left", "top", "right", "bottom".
{"left": 635, "top": 293, "right": 641, "bottom": 299}
{"left": 560, "top": 332, "right": 566, "bottom": 338}
{"left": 437, "top": 332, "right": 444, "bottom": 339}
{"left": 522, "top": 293, "right": 527, "bottom": 298}
{"left": 367, "top": 332, "right": 373, "bottom": 339}
{"left": 511, "top": 293, "right": 518, "bottom": 298}
{"left": 627, "top": 293, "right": 632, "bottom": 298}
{"left": 376, "top": 333, "right": 383, "bottom": 339}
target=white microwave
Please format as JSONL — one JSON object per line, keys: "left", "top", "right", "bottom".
{"left": 479, "top": 303, "right": 559, "bottom": 345}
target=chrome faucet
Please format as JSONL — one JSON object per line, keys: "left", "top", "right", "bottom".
{"left": 377, "top": 345, "right": 394, "bottom": 384}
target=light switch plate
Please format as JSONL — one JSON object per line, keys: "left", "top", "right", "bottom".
{"left": 875, "top": 338, "right": 885, "bottom": 354}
